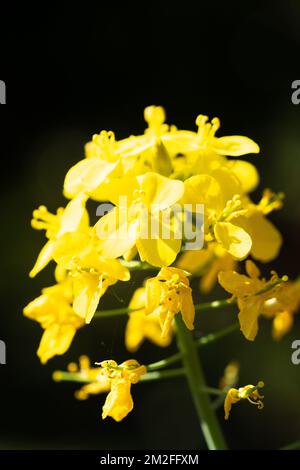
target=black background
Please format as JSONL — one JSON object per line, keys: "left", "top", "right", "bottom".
{"left": 0, "top": 1, "right": 300, "bottom": 450}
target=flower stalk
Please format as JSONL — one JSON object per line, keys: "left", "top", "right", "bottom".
{"left": 175, "top": 316, "right": 227, "bottom": 450}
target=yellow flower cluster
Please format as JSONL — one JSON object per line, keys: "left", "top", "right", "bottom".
{"left": 25, "top": 105, "right": 298, "bottom": 423}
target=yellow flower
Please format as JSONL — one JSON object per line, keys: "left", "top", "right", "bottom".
{"left": 262, "top": 279, "right": 300, "bottom": 340}
{"left": 64, "top": 107, "right": 173, "bottom": 199}
{"left": 99, "top": 359, "right": 146, "bottom": 422}
{"left": 52, "top": 232, "right": 130, "bottom": 323}
{"left": 125, "top": 287, "right": 173, "bottom": 352}
{"left": 23, "top": 279, "right": 84, "bottom": 364}
{"left": 94, "top": 172, "right": 184, "bottom": 267}
{"left": 176, "top": 243, "right": 237, "bottom": 293}
{"left": 232, "top": 190, "right": 283, "bottom": 263}
{"left": 30, "top": 193, "right": 88, "bottom": 277}
{"left": 190, "top": 114, "right": 260, "bottom": 156}
{"left": 182, "top": 173, "right": 252, "bottom": 259}
{"left": 218, "top": 260, "right": 288, "bottom": 340}
{"left": 145, "top": 267, "right": 195, "bottom": 338}
{"left": 64, "top": 131, "right": 123, "bottom": 200}
{"left": 224, "top": 381, "right": 264, "bottom": 420}
{"left": 54, "top": 357, "right": 146, "bottom": 422}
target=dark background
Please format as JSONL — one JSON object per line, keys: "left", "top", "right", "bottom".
{"left": 0, "top": 1, "right": 300, "bottom": 450}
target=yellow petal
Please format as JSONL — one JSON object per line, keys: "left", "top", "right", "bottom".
{"left": 176, "top": 249, "right": 213, "bottom": 274}
{"left": 137, "top": 172, "right": 184, "bottom": 210}
{"left": 58, "top": 192, "right": 89, "bottom": 236}
{"left": 137, "top": 235, "right": 181, "bottom": 267}
{"left": 63, "top": 158, "right": 118, "bottom": 199}
{"left": 180, "top": 289, "right": 195, "bottom": 330}
{"left": 145, "top": 278, "right": 162, "bottom": 313}
{"left": 37, "top": 324, "right": 77, "bottom": 364}
{"left": 211, "top": 136, "right": 260, "bottom": 156}
{"left": 227, "top": 160, "right": 259, "bottom": 193}
{"left": 145, "top": 314, "right": 173, "bottom": 347}
{"left": 72, "top": 273, "right": 103, "bottom": 323}
{"left": 237, "top": 212, "right": 282, "bottom": 262}
{"left": 211, "top": 168, "right": 242, "bottom": 202}
{"left": 214, "top": 222, "right": 252, "bottom": 259}
{"left": 52, "top": 232, "right": 93, "bottom": 268}
{"left": 29, "top": 240, "right": 55, "bottom": 278}
{"left": 181, "top": 174, "right": 223, "bottom": 213}
{"left": 100, "top": 176, "right": 139, "bottom": 207}
{"left": 129, "top": 287, "right": 146, "bottom": 310}
{"left": 238, "top": 297, "right": 262, "bottom": 341}
{"left": 95, "top": 208, "right": 139, "bottom": 258}
{"left": 95, "top": 258, "right": 130, "bottom": 282}
{"left": 245, "top": 260, "right": 260, "bottom": 279}
{"left": 218, "top": 270, "right": 257, "bottom": 297}
{"left": 102, "top": 378, "right": 133, "bottom": 422}
{"left": 272, "top": 310, "right": 294, "bottom": 341}
{"left": 125, "top": 312, "right": 145, "bottom": 352}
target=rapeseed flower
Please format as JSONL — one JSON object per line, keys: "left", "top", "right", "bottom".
{"left": 24, "top": 279, "right": 84, "bottom": 363}
{"left": 224, "top": 381, "right": 264, "bottom": 420}
{"left": 145, "top": 267, "right": 195, "bottom": 338}
{"left": 125, "top": 287, "right": 173, "bottom": 352}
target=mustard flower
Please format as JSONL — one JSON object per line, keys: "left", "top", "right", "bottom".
{"left": 125, "top": 287, "right": 173, "bottom": 352}
{"left": 94, "top": 172, "right": 184, "bottom": 267}
{"left": 224, "top": 381, "right": 264, "bottom": 420}
{"left": 218, "top": 260, "right": 288, "bottom": 340}
{"left": 262, "top": 278, "right": 300, "bottom": 340}
{"left": 23, "top": 279, "right": 84, "bottom": 363}
{"left": 145, "top": 267, "right": 195, "bottom": 338}
{"left": 30, "top": 193, "right": 88, "bottom": 277}
{"left": 52, "top": 232, "right": 130, "bottom": 323}
{"left": 99, "top": 360, "right": 146, "bottom": 422}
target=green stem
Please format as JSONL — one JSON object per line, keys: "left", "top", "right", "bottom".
{"left": 196, "top": 322, "right": 239, "bottom": 347}
{"left": 147, "top": 352, "right": 182, "bottom": 371}
{"left": 195, "top": 298, "right": 234, "bottom": 312}
{"left": 120, "top": 260, "right": 156, "bottom": 271}
{"left": 200, "top": 387, "right": 226, "bottom": 397}
{"left": 175, "top": 316, "right": 227, "bottom": 450}
{"left": 94, "top": 306, "right": 134, "bottom": 318}
{"left": 141, "top": 368, "right": 185, "bottom": 382}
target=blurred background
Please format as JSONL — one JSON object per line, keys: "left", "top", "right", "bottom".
{"left": 0, "top": 0, "right": 300, "bottom": 450}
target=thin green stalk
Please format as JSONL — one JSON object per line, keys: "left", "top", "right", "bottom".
{"left": 195, "top": 298, "right": 234, "bottom": 312}
{"left": 147, "top": 352, "right": 182, "bottom": 371}
{"left": 196, "top": 322, "right": 239, "bottom": 347}
{"left": 140, "top": 368, "right": 185, "bottom": 382}
{"left": 120, "top": 260, "right": 156, "bottom": 271}
{"left": 175, "top": 316, "right": 227, "bottom": 450}
{"left": 94, "top": 306, "right": 134, "bottom": 318}
{"left": 200, "top": 387, "right": 226, "bottom": 397}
